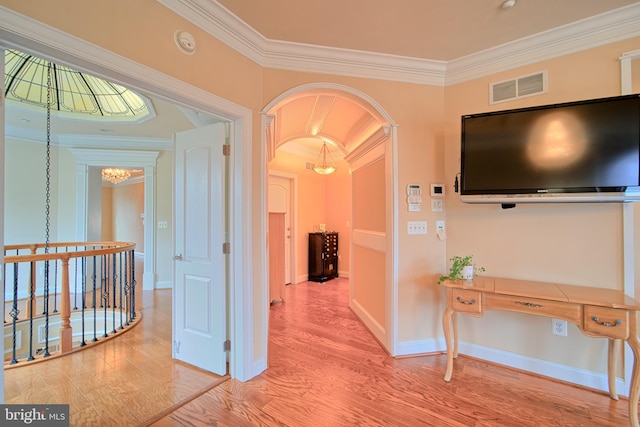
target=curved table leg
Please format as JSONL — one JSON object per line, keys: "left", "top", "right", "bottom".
{"left": 442, "top": 305, "right": 455, "bottom": 382}
{"left": 607, "top": 338, "right": 619, "bottom": 400}
{"left": 627, "top": 317, "right": 640, "bottom": 427}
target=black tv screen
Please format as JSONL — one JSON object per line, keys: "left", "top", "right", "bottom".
{"left": 460, "top": 94, "right": 640, "bottom": 202}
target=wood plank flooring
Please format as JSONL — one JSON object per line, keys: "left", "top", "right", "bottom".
{"left": 151, "top": 277, "right": 632, "bottom": 426}
{"left": 4, "top": 289, "right": 228, "bottom": 426}
{"left": 5, "top": 275, "right": 633, "bottom": 426}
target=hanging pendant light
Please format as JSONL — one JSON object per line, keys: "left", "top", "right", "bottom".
{"left": 313, "top": 142, "right": 337, "bottom": 175}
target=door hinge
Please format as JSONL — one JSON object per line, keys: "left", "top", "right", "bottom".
{"left": 223, "top": 340, "right": 231, "bottom": 352}
{"left": 223, "top": 144, "right": 231, "bottom": 156}
{"left": 223, "top": 242, "right": 230, "bottom": 254}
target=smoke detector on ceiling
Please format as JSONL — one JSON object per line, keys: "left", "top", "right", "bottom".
{"left": 174, "top": 31, "right": 196, "bottom": 55}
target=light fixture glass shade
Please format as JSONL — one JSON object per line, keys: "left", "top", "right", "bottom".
{"left": 102, "top": 168, "right": 131, "bottom": 184}
{"left": 313, "top": 142, "right": 337, "bottom": 175}
{"left": 4, "top": 49, "right": 151, "bottom": 120}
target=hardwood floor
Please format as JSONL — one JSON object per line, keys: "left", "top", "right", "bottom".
{"left": 151, "top": 277, "right": 632, "bottom": 427}
{"left": 4, "top": 289, "right": 228, "bottom": 426}
{"left": 5, "top": 276, "right": 633, "bottom": 426}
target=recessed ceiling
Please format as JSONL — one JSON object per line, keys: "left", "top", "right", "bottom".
{"left": 216, "top": 0, "right": 638, "bottom": 61}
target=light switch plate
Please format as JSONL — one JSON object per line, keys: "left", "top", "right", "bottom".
{"left": 408, "top": 221, "right": 427, "bottom": 235}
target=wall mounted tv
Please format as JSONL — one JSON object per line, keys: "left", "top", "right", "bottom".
{"left": 460, "top": 94, "right": 640, "bottom": 204}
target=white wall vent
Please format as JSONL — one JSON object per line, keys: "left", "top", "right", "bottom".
{"left": 490, "top": 71, "right": 547, "bottom": 104}
{"left": 305, "top": 161, "right": 315, "bottom": 171}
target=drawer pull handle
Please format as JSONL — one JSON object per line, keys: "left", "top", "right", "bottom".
{"left": 456, "top": 296, "right": 476, "bottom": 305}
{"left": 591, "top": 316, "right": 622, "bottom": 327}
{"left": 515, "top": 301, "right": 543, "bottom": 308}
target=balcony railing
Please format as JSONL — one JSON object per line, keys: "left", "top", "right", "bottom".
{"left": 3, "top": 242, "right": 137, "bottom": 366}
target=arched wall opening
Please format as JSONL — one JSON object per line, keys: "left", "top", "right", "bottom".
{"left": 261, "top": 82, "right": 400, "bottom": 355}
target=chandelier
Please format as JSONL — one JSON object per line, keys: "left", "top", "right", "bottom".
{"left": 313, "top": 142, "right": 337, "bottom": 175}
{"left": 102, "top": 168, "right": 131, "bottom": 184}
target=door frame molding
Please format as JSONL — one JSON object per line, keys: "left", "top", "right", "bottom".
{"left": 268, "top": 172, "right": 298, "bottom": 284}
{"left": 0, "top": 8, "right": 259, "bottom": 381}
{"left": 69, "top": 148, "right": 159, "bottom": 290}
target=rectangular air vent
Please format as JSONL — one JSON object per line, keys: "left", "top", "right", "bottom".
{"left": 490, "top": 71, "right": 547, "bottom": 104}
{"left": 305, "top": 161, "right": 315, "bottom": 171}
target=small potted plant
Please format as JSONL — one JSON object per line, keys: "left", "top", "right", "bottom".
{"left": 438, "top": 255, "right": 485, "bottom": 284}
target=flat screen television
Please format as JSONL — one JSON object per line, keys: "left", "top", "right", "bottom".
{"left": 460, "top": 94, "right": 640, "bottom": 204}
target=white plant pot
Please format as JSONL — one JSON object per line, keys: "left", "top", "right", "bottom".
{"left": 462, "top": 265, "right": 474, "bottom": 280}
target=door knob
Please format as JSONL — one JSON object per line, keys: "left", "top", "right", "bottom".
{"left": 173, "top": 253, "right": 183, "bottom": 260}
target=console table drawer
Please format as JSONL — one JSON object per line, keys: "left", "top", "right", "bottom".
{"left": 485, "top": 293, "right": 581, "bottom": 322}
{"left": 584, "top": 306, "right": 629, "bottom": 339}
{"left": 451, "top": 289, "right": 482, "bottom": 314}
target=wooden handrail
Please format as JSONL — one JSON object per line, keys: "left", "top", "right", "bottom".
{"left": 3, "top": 241, "right": 136, "bottom": 264}
{"left": 4, "top": 241, "right": 137, "bottom": 363}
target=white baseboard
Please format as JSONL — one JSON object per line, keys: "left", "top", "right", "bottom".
{"left": 395, "top": 338, "right": 624, "bottom": 396}
{"left": 154, "top": 281, "right": 173, "bottom": 289}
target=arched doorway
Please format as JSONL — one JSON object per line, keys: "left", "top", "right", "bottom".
{"left": 261, "top": 83, "right": 399, "bottom": 354}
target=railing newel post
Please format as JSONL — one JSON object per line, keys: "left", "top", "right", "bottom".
{"left": 59, "top": 254, "right": 72, "bottom": 354}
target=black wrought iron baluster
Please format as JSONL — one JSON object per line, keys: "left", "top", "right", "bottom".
{"left": 111, "top": 251, "right": 117, "bottom": 334}
{"left": 53, "top": 247, "right": 59, "bottom": 313}
{"left": 118, "top": 251, "right": 124, "bottom": 330}
{"left": 92, "top": 255, "right": 98, "bottom": 343}
{"left": 102, "top": 253, "right": 110, "bottom": 338}
{"left": 27, "top": 260, "right": 35, "bottom": 361}
{"left": 130, "top": 250, "right": 136, "bottom": 321}
{"left": 10, "top": 262, "right": 20, "bottom": 364}
{"left": 42, "top": 258, "right": 50, "bottom": 357}
{"left": 80, "top": 253, "right": 87, "bottom": 347}
{"left": 73, "top": 245, "right": 79, "bottom": 310}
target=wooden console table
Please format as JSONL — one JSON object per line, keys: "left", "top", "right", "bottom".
{"left": 441, "top": 276, "right": 640, "bottom": 426}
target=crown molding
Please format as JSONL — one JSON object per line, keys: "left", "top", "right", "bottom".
{"left": 4, "top": 125, "right": 172, "bottom": 150}
{"left": 58, "top": 134, "right": 173, "bottom": 150}
{"left": 445, "top": 2, "right": 640, "bottom": 85}
{"left": 158, "top": 0, "right": 640, "bottom": 86}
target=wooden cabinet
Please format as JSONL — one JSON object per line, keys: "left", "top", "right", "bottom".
{"left": 268, "top": 213, "right": 285, "bottom": 303}
{"left": 308, "top": 232, "right": 338, "bottom": 282}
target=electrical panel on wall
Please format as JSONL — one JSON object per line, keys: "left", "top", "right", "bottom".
{"left": 407, "top": 184, "right": 422, "bottom": 212}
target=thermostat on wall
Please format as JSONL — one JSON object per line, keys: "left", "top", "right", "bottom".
{"left": 431, "top": 184, "right": 445, "bottom": 197}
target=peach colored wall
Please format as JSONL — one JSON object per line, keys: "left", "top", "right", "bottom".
{"left": 325, "top": 164, "right": 352, "bottom": 278}
{"left": 443, "top": 38, "right": 640, "bottom": 372}
{"left": 4, "top": 0, "right": 639, "bottom": 377}
{"left": 0, "top": 0, "right": 268, "bottom": 362}
{"left": 352, "top": 158, "right": 387, "bottom": 328}
{"left": 263, "top": 69, "right": 447, "bottom": 342}
{"left": 268, "top": 150, "right": 351, "bottom": 281}
{"left": 353, "top": 245, "right": 386, "bottom": 324}
{"left": 352, "top": 159, "right": 386, "bottom": 231}
{"left": 101, "top": 187, "right": 113, "bottom": 241}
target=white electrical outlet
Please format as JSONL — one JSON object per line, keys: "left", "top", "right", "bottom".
{"left": 552, "top": 318, "right": 568, "bottom": 336}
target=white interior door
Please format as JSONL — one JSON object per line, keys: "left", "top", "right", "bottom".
{"left": 268, "top": 175, "right": 292, "bottom": 284}
{"left": 173, "top": 122, "right": 227, "bottom": 375}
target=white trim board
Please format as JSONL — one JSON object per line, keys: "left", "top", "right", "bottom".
{"left": 158, "top": 0, "right": 640, "bottom": 86}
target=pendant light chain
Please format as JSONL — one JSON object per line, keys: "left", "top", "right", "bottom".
{"left": 42, "top": 63, "right": 52, "bottom": 357}
{"left": 45, "top": 64, "right": 51, "bottom": 252}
